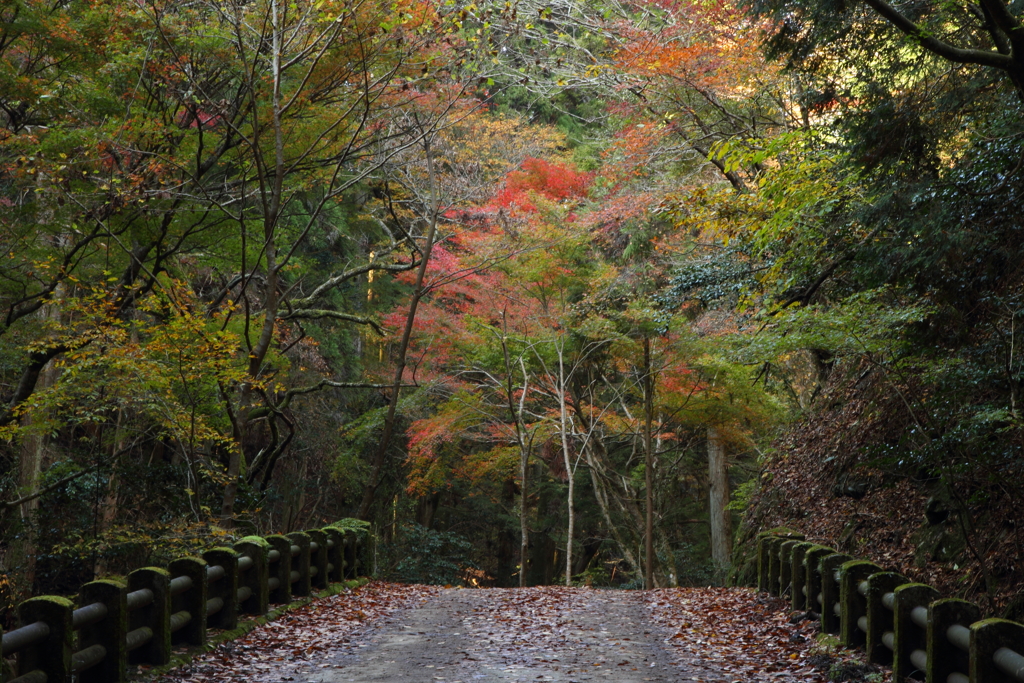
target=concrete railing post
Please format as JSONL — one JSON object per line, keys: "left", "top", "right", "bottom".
{"left": 235, "top": 536, "right": 270, "bottom": 616}
{"left": 308, "top": 529, "right": 329, "bottom": 591}
{"left": 77, "top": 579, "right": 127, "bottom": 683}
{"left": 18, "top": 595, "right": 73, "bottom": 683}
{"left": 756, "top": 535, "right": 773, "bottom": 592}
{"left": 779, "top": 540, "right": 800, "bottom": 598}
{"left": 820, "top": 553, "right": 853, "bottom": 634}
{"left": 266, "top": 535, "right": 293, "bottom": 604}
{"left": 893, "top": 584, "right": 939, "bottom": 683}
{"left": 169, "top": 557, "right": 207, "bottom": 647}
{"left": 203, "top": 547, "right": 238, "bottom": 631}
{"left": 928, "top": 598, "right": 980, "bottom": 683}
{"left": 344, "top": 533, "right": 357, "bottom": 579}
{"left": 804, "top": 546, "right": 835, "bottom": 615}
{"left": 127, "top": 567, "right": 171, "bottom": 666}
{"left": 288, "top": 531, "right": 312, "bottom": 597}
{"left": 324, "top": 527, "right": 346, "bottom": 583}
{"left": 970, "top": 618, "right": 1024, "bottom": 683}
{"left": 865, "top": 571, "right": 905, "bottom": 665}
{"left": 839, "top": 560, "right": 881, "bottom": 648}
{"left": 790, "top": 542, "right": 815, "bottom": 610}
{"left": 767, "top": 537, "right": 786, "bottom": 595}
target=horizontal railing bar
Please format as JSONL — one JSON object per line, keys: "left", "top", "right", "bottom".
{"left": 268, "top": 577, "right": 280, "bottom": 591}
{"left": 882, "top": 592, "right": 895, "bottom": 611}
{"left": 911, "top": 648, "right": 928, "bottom": 672}
{"left": 169, "top": 575, "right": 192, "bottom": 597}
{"left": 207, "top": 564, "right": 226, "bottom": 582}
{"left": 948, "top": 673, "right": 969, "bottom": 683}
{"left": 72, "top": 601, "right": 108, "bottom": 629}
{"left": 125, "top": 626, "right": 153, "bottom": 652}
{"left": 237, "top": 586, "right": 252, "bottom": 603}
{"left": 290, "top": 570, "right": 300, "bottom": 584}
{"left": 8, "top": 668, "right": 47, "bottom": 683}
{"left": 268, "top": 549, "right": 281, "bottom": 563}
{"left": 310, "top": 542, "right": 319, "bottom": 553}
{"left": 206, "top": 597, "right": 224, "bottom": 616}
{"left": 858, "top": 580, "right": 868, "bottom": 597}
{"left": 169, "top": 610, "right": 191, "bottom": 633}
{"left": 71, "top": 643, "right": 106, "bottom": 673}
{"left": 947, "top": 623, "right": 970, "bottom": 652}
{"left": 882, "top": 631, "right": 895, "bottom": 651}
{"left": 994, "top": 646, "right": 1024, "bottom": 683}
{"left": 2, "top": 621, "right": 49, "bottom": 656}
{"left": 911, "top": 606, "right": 928, "bottom": 629}
{"left": 290, "top": 545, "right": 300, "bottom": 557}
{"left": 126, "top": 588, "right": 154, "bottom": 611}
{"left": 857, "top": 616, "right": 868, "bottom": 633}
{"left": 238, "top": 556, "right": 253, "bottom": 572}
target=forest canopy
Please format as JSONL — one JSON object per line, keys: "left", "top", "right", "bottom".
{"left": 1, "top": 0, "right": 1022, "bottom": 614}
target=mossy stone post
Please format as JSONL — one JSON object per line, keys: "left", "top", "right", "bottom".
{"left": 865, "top": 571, "right": 905, "bottom": 665}
{"left": 323, "top": 527, "right": 345, "bottom": 583}
{"left": 127, "top": 567, "right": 171, "bottom": 666}
{"left": 78, "top": 579, "right": 127, "bottom": 683}
{"left": 757, "top": 534, "right": 773, "bottom": 592}
{"left": 169, "top": 557, "right": 207, "bottom": 647}
{"left": 840, "top": 559, "right": 881, "bottom": 648}
{"left": 804, "top": 546, "right": 835, "bottom": 615}
{"left": 235, "top": 536, "right": 269, "bottom": 616}
{"left": 790, "top": 542, "right": 815, "bottom": 610}
{"left": 344, "top": 533, "right": 356, "bottom": 579}
{"left": 928, "top": 598, "right": 979, "bottom": 683}
{"left": 779, "top": 540, "right": 800, "bottom": 598}
{"left": 892, "top": 583, "right": 939, "bottom": 683}
{"left": 203, "top": 547, "right": 238, "bottom": 631}
{"left": 266, "top": 535, "right": 292, "bottom": 604}
{"left": 19, "top": 595, "right": 73, "bottom": 683}
{"left": 288, "top": 531, "right": 312, "bottom": 597}
{"left": 970, "top": 618, "right": 1024, "bottom": 683}
{"left": 820, "top": 553, "right": 852, "bottom": 634}
{"left": 308, "top": 530, "right": 329, "bottom": 590}
{"left": 767, "top": 537, "right": 786, "bottom": 596}
{"left": 354, "top": 534, "right": 365, "bottom": 576}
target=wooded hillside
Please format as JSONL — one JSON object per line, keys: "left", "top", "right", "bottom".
{"left": 1, "top": 0, "right": 1022, "bottom": 619}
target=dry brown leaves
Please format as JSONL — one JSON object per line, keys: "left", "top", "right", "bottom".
{"left": 156, "top": 581, "right": 439, "bottom": 683}
{"left": 645, "top": 587, "right": 889, "bottom": 683}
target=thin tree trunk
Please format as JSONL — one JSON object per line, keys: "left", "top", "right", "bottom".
{"left": 707, "top": 425, "right": 732, "bottom": 568}
{"left": 557, "top": 340, "right": 574, "bottom": 586}
{"left": 642, "top": 336, "right": 654, "bottom": 590}
{"left": 359, "top": 134, "right": 441, "bottom": 520}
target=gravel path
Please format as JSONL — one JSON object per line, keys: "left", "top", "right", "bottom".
{"left": 319, "top": 587, "right": 709, "bottom": 683}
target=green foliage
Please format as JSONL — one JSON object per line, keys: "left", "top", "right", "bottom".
{"left": 329, "top": 518, "right": 371, "bottom": 538}
{"left": 388, "top": 524, "right": 477, "bottom": 585}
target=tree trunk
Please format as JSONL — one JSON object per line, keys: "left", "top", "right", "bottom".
{"left": 358, "top": 135, "right": 441, "bottom": 521}
{"left": 557, "top": 341, "right": 574, "bottom": 586}
{"left": 707, "top": 425, "right": 732, "bottom": 568}
{"left": 642, "top": 336, "right": 654, "bottom": 590}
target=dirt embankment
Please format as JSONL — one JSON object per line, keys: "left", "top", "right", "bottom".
{"left": 736, "top": 361, "right": 1024, "bottom": 619}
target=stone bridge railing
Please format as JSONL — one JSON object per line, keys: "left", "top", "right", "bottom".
{"left": 1, "top": 526, "right": 365, "bottom": 683}
{"left": 759, "top": 533, "right": 1024, "bottom": 683}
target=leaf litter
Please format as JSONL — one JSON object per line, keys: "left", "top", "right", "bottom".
{"left": 152, "top": 583, "right": 888, "bottom": 683}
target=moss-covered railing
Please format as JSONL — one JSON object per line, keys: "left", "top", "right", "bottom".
{"left": 1, "top": 526, "right": 365, "bottom": 683}
{"left": 758, "top": 533, "right": 1024, "bottom": 683}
